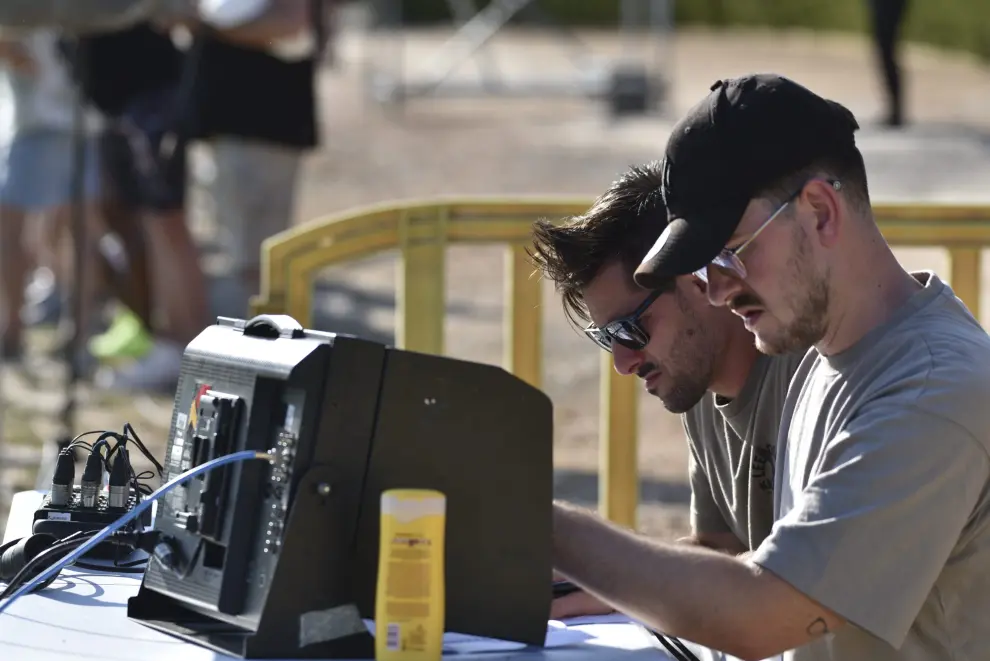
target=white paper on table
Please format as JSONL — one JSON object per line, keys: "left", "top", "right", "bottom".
{"left": 363, "top": 619, "right": 594, "bottom": 654}
{"left": 560, "top": 613, "right": 641, "bottom": 627}
{"left": 561, "top": 616, "right": 785, "bottom": 661}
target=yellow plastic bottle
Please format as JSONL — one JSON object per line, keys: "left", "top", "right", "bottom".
{"left": 375, "top": 488, "right": 447, "bottom": 661}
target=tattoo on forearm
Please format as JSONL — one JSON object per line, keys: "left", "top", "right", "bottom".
{"left": 806, "top": 617, "right": 830, "bottom": 637}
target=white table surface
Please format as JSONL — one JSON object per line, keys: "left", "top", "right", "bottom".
{"left": 0, "top": 490, "right": 678, "bottom": 661}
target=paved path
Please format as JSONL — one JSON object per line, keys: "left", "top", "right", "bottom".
{"left": 296, "top": 23, "right": 990, "bottom": 223}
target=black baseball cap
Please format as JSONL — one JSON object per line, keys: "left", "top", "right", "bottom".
{"left": 634, "top": 73, "right": 860, "bottom": 288}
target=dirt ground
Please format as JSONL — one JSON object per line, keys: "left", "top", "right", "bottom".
{"left": 2, "top": 21, "right": 990, "bottom": 536}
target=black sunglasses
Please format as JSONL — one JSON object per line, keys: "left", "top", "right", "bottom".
{"left": 584, "top": 289, "right": 663, "bottom": 352}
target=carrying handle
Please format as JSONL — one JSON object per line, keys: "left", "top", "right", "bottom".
{"left": 243, "top": 314, "right": 305, "bottom": 339}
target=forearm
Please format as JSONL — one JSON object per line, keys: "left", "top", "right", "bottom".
{"left": 552, "top": 501, "right": 839, "bottom": 660}
{"left": 554, "top": 504, "right": 759, "bottom": 647}
{"left": 208, "top": 0, "right": 308, "bottom": 46}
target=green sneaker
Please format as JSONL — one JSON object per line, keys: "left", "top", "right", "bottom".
{"left": 88, "top": 307, "right": 154, "bottom": 361}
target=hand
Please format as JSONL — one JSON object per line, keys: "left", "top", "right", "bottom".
{"left": 550, "top": 589, "right": 616, "bottom": 620}
{"left": 0, "top": 42, "right": 35, "bottom": 75}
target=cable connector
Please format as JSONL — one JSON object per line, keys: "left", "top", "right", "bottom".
{"left": 108, "top": 448, "right": 131, "bottom": 509}
{"left": 0, "top": 450, "right": 270, "bottom": 617}
{"left": 107, "top": 529, "right": 163, "bottom": 554}
{"left": 79, "top": 449, "right": 104, "bottom": 508}
{"left": 49, "top": 450, "right": 75, "bottom": 507}
{"left": 152, "top": 538, "right": 178, "bottom": 573}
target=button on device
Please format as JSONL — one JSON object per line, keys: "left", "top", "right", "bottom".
{"left": 176, "top": 512, "right": 200, "bottom": 533}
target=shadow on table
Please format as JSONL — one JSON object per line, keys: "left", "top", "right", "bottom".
{"left": 37, "top": 574, "right": 116, "bottom": 606}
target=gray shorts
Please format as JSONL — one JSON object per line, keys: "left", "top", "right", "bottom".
{"left": 211, "top": 137, "right": 302, "bottom": 273}
{"left": 0, "top": 128, "right": 101, "bottom": 211}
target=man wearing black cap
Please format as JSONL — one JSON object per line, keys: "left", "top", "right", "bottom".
{"left": 553, "top": 73, "right": 990, "bottom": 660}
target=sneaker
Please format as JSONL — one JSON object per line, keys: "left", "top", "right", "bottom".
{"left": 88, "top": 307, "right": 154, "bottom": 361}
{"left": 93, "top": 339, "right": 184, "bottom": 394}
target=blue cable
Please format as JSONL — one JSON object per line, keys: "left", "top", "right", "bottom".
{"left": 0, "top": 449, "right": 272, "bottom": 617}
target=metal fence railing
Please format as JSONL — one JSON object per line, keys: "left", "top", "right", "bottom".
{"left": 251, "top": 198, "right": 990, "bottom": 529}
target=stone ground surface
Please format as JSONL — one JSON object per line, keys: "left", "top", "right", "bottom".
{"left": 2, "top": 17, "right": 990, "bottom": 536}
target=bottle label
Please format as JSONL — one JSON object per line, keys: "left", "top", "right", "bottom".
{"left": 385, "top": 622, "right": 432, "bottom": 652}
{"left": 384, "top": 534, "right": 432, "bottom": 651}
{"left": 386, "top": 623, "right": 401, "bottom": 651}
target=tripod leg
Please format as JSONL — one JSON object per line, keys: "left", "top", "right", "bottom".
{"left": 519, "top": 0, "right": 594, "bottom": 67}
{"left": 42, "top": 39, "right": 88, "bottom": 483}
{"left": 61, "top": 51, "right": 87, "bottom": 437}
{"left": 417, "top": 0, "right": 531, "bottom": 93}
{"left": 447, "top": 0, "right": 503, "bottom": 90}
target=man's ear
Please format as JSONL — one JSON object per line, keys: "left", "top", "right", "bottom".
{"left": 805, "top": 179, "right": 842, "bottom": 248}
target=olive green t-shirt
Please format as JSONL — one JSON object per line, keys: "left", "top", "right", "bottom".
{"left": 682, "top": 351, "right": 804, "bottom": 551}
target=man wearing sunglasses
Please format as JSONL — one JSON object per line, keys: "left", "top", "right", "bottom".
{"left": 551, "top": 73, "right": 990, "bottom": 661}
{"left": 529, "top": 162, "right": 805, "bottom": 619}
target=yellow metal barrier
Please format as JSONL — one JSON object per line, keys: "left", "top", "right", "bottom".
{"left": 251, "top": 198, "right": 990, "bottom": 530}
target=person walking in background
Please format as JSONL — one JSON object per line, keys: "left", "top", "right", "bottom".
{"left": 191, "top": 0, "right": 332, "bottom": 316}
{"left": 69, "top": 0, "right": 332, "bottom": 390}
{"left": 867, "top": 0, "right": 909, "bottom": 127}
{"left": 71, "top": 23, "right": 210, "bottom": 392}
{"left": 0, "top": 29, "right": 104, "bottom": 369}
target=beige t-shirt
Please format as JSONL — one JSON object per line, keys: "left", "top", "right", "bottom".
{"left": 752, "top": 271, "right": 990, "bottom": 660}
{"left": 683, "top": 351, "right": 804, "bottom": 551}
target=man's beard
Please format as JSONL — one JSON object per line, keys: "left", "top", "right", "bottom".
{"left": 644, "top": 292, "right": 715, "bottom": 413}
{"left": 756, "top": 229, "right": 830, "bottom": 355}
{"left": 658, "top": 367, "right": 712, "bottom": 414}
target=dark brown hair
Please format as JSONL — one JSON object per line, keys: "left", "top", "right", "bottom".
{"left": 529, "top": 162, "right": 672, "bottom": 328}
{"left": 759, "top": 146, "right": 872, "bottom": 213}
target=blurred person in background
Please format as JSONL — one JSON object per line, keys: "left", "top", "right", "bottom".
{"left": 68, "top": 0, "right": 333, "bottom": 391}
{"left": 867, "top": 0, "right": 909, "bottom": 127}
{"left": 0, "top": 29, "right": 104, "bottom": 370}
{"left": 70, "top": 22, "right": 209, "bottom": 392}
{"left": 190, "top": 0, "right": 332, "bottom": 315}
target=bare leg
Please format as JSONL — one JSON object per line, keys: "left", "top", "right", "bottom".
{"left": 143, "top": 207, "right": 208, "bottom": 344}
{"left": 867, "top": 0, "right": 909, "bottom": 127}
{"left": 93, "top": 206, "right": 206, "bottom": 392}
{"left": 97, "top": 132, "right": 155, "bottom": 331}
{"left": 47, "top": 202, "right": 108, "bottom": 346}
{"left": 0, "top": 205, "right": 28, "bottom": 358}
